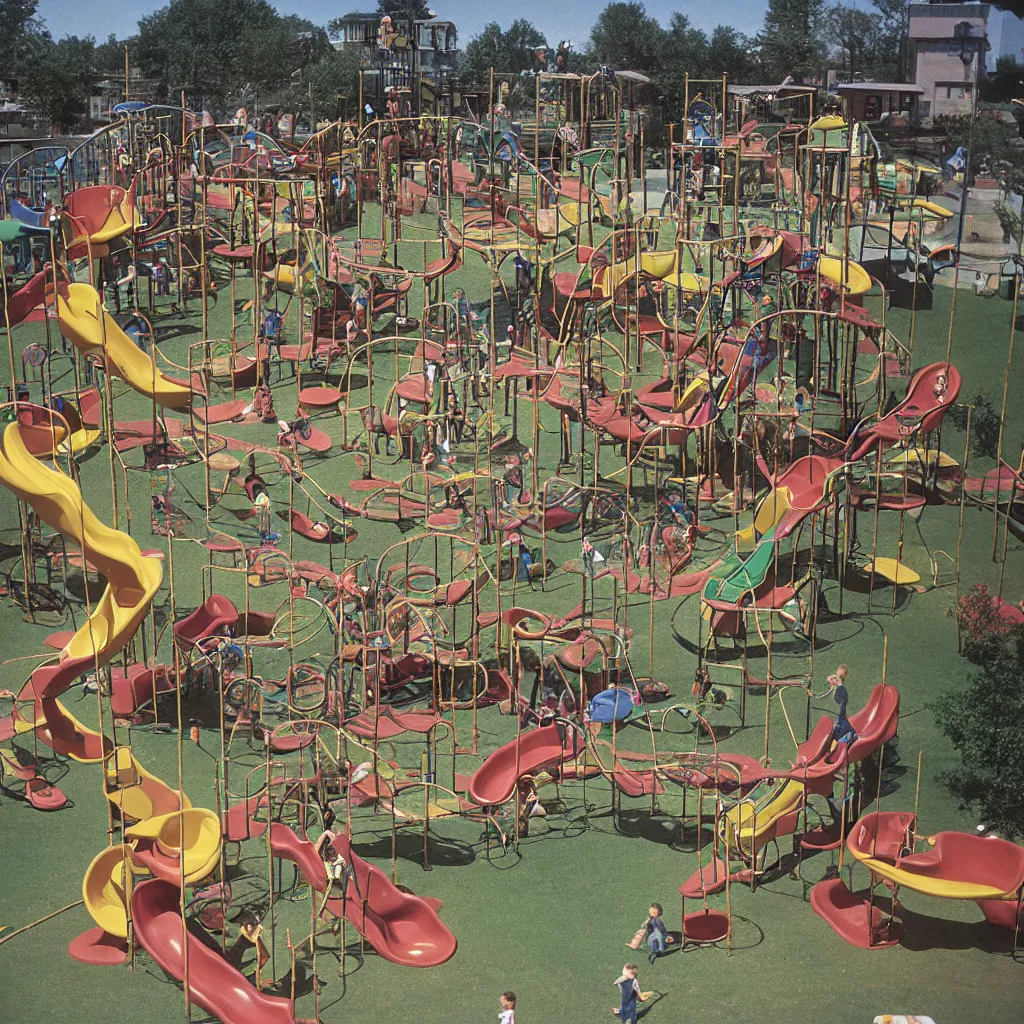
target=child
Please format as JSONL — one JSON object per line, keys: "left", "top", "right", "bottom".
{"left": 612, "top": 964, "right": 647, "bottom": 1024}
{"left": 499, "top": 991, "right": 516, "bottom": 1024}
{"left": 643, "top": 903, "right": 668, "bottom": 962}
{"left": 829, "top": 664, "right": 856, "bottom": 744}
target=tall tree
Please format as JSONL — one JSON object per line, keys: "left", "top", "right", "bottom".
{"left": 0, "top": 0, "right": 49, "bottom": 70}
{"left": 20, "top": 35, "right": 96, "bottom": 132}
{"left": 826, "top": 4, "right": 879, "bottom": 80}
{"left": 756, "top": 0, "right": 826, "bottom": 83}
{"left": 460, "top": 20, "right": 548, "bottom": 91}
{"left": 707, "top": 25, "right": 757, "bottom": 84}
{"left": 589, "top": 2, "right": 666, "bottom": 76}
{"left": 934, "top": 593, "right": 1024, "bottom": 840}
{"left": 136, "top": 0, "right": 281, "bottom": 98}
{"left": 657, "top": 14, "right": 709, "bottom": 119}
{"left": 377, "top": 0, "right": 431, "bottom": 21}
{"left": 872, "top": 0, "right": 911, "bottom": 81}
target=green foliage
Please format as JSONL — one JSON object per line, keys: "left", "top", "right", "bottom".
{"left": 590, "top": 2, "right": 665, "bottom": 75}
{"left": 933, "top": 611, "right": 1024, "bottom": 839}
{"left": 826, "top": 4, "right": 879, "bottom": 80}
{"left": 946, "top": 391, "right": 1003, "bottom": 459}
{"left": 0, "top": 0, "right": 50, "bottom": 70}
{"left": 984, "top": 55, "right": 1024, "bottom": 103}
{"left": 870, "top": 0, "right": 911, "bottom": 81}
{"left": 935, "top": 112, "right": 1024, "bottom": 179}
{"left": 135, "top": 0, "right": 322, "bottom": 101}
{"left": 756, "top": 0, "right": 826, "bottom": 84}
{"left": 291, "top": 47, "right": 363, "bottom": 124}
{"left": 459, "top": 20, "right": 548, "bottom": 93}
{"left": 377, "top": 0, "right": 431, "bottom": 20}
{"left": 19, "top": 35, "right": 96, "bottom": 133}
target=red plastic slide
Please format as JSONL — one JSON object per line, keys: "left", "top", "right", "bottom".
{"left": 131, "top": 879, "right": 305, "bottom": 1024}
{"left": 173, "top": 594, "right": 239, "bottom": 647}
{"left": 468, "top": 722, "right": 580, "bottom": 806}
{"left": 796, "top": 683, "right": 899, "bottom": 768}
{"left": 269, "top": 823, "right": 456, "bottom": 967}
{"left": 850, "top": 362, "right": 961, "bottom": 461}
{"left": 3, "top": 268, "right": 47, "bottom": 327}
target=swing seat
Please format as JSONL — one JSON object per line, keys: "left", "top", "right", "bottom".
{"left": 862, "top": 558, "right": 920, "bottom": 585}
{"left": 682, "top": 908, "right": 729, "bottom": 944}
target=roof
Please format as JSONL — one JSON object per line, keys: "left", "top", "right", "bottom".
{"left": 615, "top": 70, "right": 651, "bottom": 84}
{"left": 836, "top": 82, "right": 925, "bottom": 93}
{"left": 728, "top": 84, "right": 818, "bottom": 97}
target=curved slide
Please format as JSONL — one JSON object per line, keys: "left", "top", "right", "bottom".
{"left": 132, "top": 879, "right": 303, "bottom": 1024}
{"left": 847, "top": 812, "right": 1024, "bottom": 901}
{"left": 57, "top": 282, "right": 194, "bottom": 410}
{"left": 0, "top": 421, "right": 163, "bottom": 762}
{"left": 703, "top": 455, "right": 843, "bottom": 605}
{"left": 269, "top": 822, "right": 457, "bottom": 967}
{"left": 468, "top": 722, "right": 580, "bottom": 806}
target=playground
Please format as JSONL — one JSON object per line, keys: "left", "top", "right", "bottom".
{"left": 1, "top": 57, "right": 1023, "bottom": 1024}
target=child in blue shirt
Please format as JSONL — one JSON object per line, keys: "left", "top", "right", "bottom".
{"left": 643, "top": 903, "right": 668, "bottom": 963}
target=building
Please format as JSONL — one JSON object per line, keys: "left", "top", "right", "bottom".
{"left": 332, "top": 8, "right": 458, "bottom": 113}
{"left": 910, "top": 1, "right": 1024, "bottom": 117}
{"left": 89, "top": 68, "right": 163, "bottom": 122}
{"left": 834, "top": 82, "right": 925, "bottom": 122}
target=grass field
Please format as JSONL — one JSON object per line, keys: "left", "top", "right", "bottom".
{"left": 1, "top": 204, "right": 1023, "bottom": 1024}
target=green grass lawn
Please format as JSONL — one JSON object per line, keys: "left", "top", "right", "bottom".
{"left": 1, "top": 207, "right": 1022, "bottom": 1024}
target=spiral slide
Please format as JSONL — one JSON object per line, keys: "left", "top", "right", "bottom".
{"left": 0, "top": 420, "right": 163, "bottom": 761}
{"left": 56, "top": 281, "right": 194, "bottom": 411}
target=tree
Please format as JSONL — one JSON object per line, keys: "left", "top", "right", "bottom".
{"left": 934, "top": 593, "right": 1024, "bottom": 840}
{"left": 983, "top": 54, "right": 1024, "bottom": 103}
{"left": 589, "top": 2, "right": 666, "bottom": 76}
{"left": 826, "top": 4, "right": 879, "bottom": 80}
{"left": 657, "top": 15, "right": 709, "bottom": 119}
{"left": 936, "top": 111, "right": 1024, "bottom": 177}
{"left": 377, "top": 0, "right": 431, "bottom": 21}
{"left": 0, "top": 0, "right": 49, "bottom": 70}
{"left": 872, "top": 0, "right": 911, "bottom": 81}
{"left": 137, "top": 0, "right": 285, "bottom": 99}
{"left": 93, "top": 33, "right": 135, "bottom": 74}
{"left": 460, "top": 20, "right": 548, "bottom": 92}
{"left": 756, "top": 0, "right": 826, "bottom": 84}
{"left": 707, "top": 26, "right": 757, "bottom": 84}
{"left": 20, "top": 35, "right": 96, "bottom": 132}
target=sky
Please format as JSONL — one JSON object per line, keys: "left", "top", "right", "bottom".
{"left": 34, "top": 0, "right": 788, "bottom": 50}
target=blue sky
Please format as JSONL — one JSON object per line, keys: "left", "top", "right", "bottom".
{"left": 35, "top": 0, "right": 787, "bottom": 48}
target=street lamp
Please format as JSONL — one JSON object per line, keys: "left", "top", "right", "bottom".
{"left": 952, "top": 21, "right": 986, "bottom": 259}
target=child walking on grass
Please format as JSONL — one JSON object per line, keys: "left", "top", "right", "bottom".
{"left": 612, "top": 964, "right": 648, "bottom": 1024}
{"left": 498, "top": 991, "right": 516, "bottom": 1024}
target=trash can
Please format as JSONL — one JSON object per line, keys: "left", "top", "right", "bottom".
{"left": 1000, "top": 260, "right": 1017, "bottom": 300}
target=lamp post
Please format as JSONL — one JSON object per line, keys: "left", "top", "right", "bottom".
{"left": 953, "top": 20, "right": 985, "bottom": 260}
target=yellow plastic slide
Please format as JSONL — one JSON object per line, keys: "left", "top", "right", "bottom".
{"left": 735, "top": 486, "right": 794, "bottom": 552}
{"left": 818, "top": 255, "right": 871, "bottom": 297}
{"left": 83, "top": 844, "right": 136, "bottom": 939}
{"left": 126, "top": 808, "right": 222, "bottom": 884}
{"left": 723, "top": 778, "right": 805, "bottom": 858}
{"left": 105, "top": 744, "right": 190, "bottom": 822}
{"left": 57, "top": 283, "right": 193, "bottom": 411}
{"left": 0, "top": 422, "right": 163, "bottom": 762}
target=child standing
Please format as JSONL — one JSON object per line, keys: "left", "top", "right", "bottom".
{"left": 643, "top": 903, "right": 668, "bottom": 963}
{"left": 829, "top": 665, "right": 856, "bottom": 744}
{"left": 499, "top": 991, "right": 516, "bottom": 1024}
{"left": 612, "top": 964, "right": 647, "bottom": 1024}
